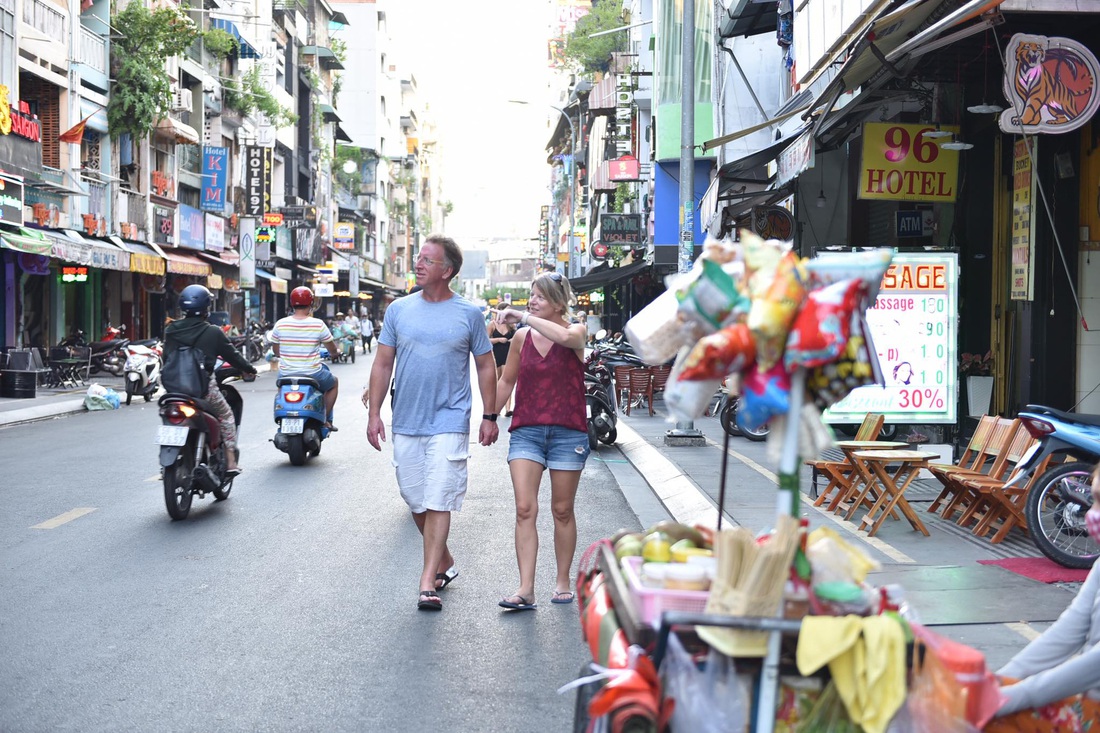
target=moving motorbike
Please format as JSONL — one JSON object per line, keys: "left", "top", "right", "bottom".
{"left": 1004, "top": 404, "right": 1100, "bottom": 568}
{"left": 124, "top": 341, "right": 162, "bottom": 405}
{"left": 156, "top": 363, "right": 252, "bottom": 520}
{"left": 272, "top": 375, "right": 332, "bottom": 465}
{"left": 584, "top": 347, "right": 618, "bottom": 450}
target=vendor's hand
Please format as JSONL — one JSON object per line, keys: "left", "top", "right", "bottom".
{"left": 360, "top": 388, "right": 370, "bottom": 409}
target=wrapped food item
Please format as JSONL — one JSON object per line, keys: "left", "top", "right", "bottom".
{"left": 736, "top": 362, "right": 791, "bottom": 432}
{"left": 701, "top": 233, "right": 743, "bottom": 265}
{"left": 765, "top": 403, "right": 836, "bottom": 464}
{"left": 665, "top": 346, "right": 723, "bottom": 423}
{"left": 625, "top": 289, "right": 706, "bottom": 365}
{"left": 678, "top": 323, "right": 756, "bottom": 381}
{"left": 747, "top": 251, "right": 808, "bottom": 370}
{"left": 741, "top": 230, "right": 788, "bottom": 298}
{"left": 784, "top": 278, "right": 864, "bottom": 371}
{"left": 805, "top": 248, "right": 893, "bottom": 301}
{"left": 806, "top": 312, "right": 885, "bottom": 411}
{"left": 675, "top": 258, "right": 748, "bottom": 332}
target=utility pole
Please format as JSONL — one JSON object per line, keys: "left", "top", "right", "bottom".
{"left": 666, "top": 0, "right": 706, "bottom": 446}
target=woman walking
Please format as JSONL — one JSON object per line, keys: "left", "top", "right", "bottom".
{"left": 487, "top": 302, "right": 516, "bottom": 416}
{"left": 493, "top": 273, "right": 589, "bottom": 611}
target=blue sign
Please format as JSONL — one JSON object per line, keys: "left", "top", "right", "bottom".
{"left": 896, "top": 210, "right": 925, "bottom": 238}
{"left": 178, "top": 204, "right": 206, "bottom": 250}
{"left": 201, "top": 145, "right": 228, "bottom": 212}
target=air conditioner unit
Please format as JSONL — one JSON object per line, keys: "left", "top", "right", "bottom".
{"left": 171, "top": 87, "right": 190, "bottom": 112}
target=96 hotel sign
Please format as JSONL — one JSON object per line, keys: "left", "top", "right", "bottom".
{"left": 859, "top": 123, "right": 960, "bottom": 203}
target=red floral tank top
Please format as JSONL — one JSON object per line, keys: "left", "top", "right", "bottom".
{"left": 509, "top": 332, "right": 587, "bottom": 433}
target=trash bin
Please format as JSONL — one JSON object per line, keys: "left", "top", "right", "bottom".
{"left": 0, "top": 370, "right": 37, "bottom": 398}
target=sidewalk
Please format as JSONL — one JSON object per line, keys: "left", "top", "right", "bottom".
{"left": 606, "top": 399, "right": 1080, "bottom": 670}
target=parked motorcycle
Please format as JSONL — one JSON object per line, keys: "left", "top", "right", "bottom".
{"left": 272, "top": 374, "right": 332, "bottom": 465}
{"left": 714, "top": 390, "right": 770, "bottom": 442}
{"left": 60, "top": 325, "right": 129, "bottom": 376}
{"left": 1004, "top": 404, "right": 1100, "bottom": 569}
{"left": 584, "top": 347, "right": 618, "bottom": 450}
{"left": 156, "top": 363, "right": 253, "bottom": 520}
{"left": 123, "top": 341, "right": 162, "bottom": 405}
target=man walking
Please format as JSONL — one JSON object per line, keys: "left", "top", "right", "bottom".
{"left": 365, "top": 235, "right": 499, "bottom": 611}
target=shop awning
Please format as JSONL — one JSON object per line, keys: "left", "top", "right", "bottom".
{"left": 318, "top": 103, "right": 341, "bottom": 123}
{"left": 106, "top": 236, "right": 165, "bottom": 276}
{"left": 154, "top": 117, "right": 201, "bottom": 145}
{"left": 329, "top": 11, "right": 349, "bottom": 27}
{"left": 45, "top": 231, "right": 131, "bottom": 271}
{"left": 209, "top": 18, "right": 260, "bottom": 59}
{"left": 0, "top": 227, "right": 52, "bottom": 256}
{"left": 701, "top": 104, "right": 811, "bottom": 152}
{"left": 300, "top": 45, "right": 344, "bottom": 70}
{"left": 719, "top": 0, "right": 779, "bottom": 39}
{"left": 163, "top": 250, "right": 212, "bottom": 276}
{"left": 256, "top": 268, "right": 288, "bottom": 293}
{"left": 716, "top": 123, "right": 813, "bottom": 181}
{"left": 198, "top": 249, "right": 240, "bottom": 268}
{"left": 569, "top": 260, "right": 651, "bottom": 295}
{"left": 334, "top": 124, "right": 353, "bottom": 143}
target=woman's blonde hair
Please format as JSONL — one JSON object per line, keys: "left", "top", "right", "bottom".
{"left": 532, "top": 272, "right": 576, "bottom": 320}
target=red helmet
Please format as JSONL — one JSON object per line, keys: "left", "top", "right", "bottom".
{"left": 290, "top": 286, "right": 315, "bottom": 307}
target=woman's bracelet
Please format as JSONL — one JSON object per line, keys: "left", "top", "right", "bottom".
{"left": 521, "top": 312, "right": 530, "bottom": 326}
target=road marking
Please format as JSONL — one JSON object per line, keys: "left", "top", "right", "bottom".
{"left": 711, "top": 439, "right": 916, "bottom": 565}
{"left": 1004, "top": 622, "right": 1041, "bottom": 642}
{"left": 32, "top": 507, "right": 97, "bottom": 529}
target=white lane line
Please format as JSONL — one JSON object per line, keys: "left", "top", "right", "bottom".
{"left": 1004, "top": 622, "right": 1041, "bottom": 642}
{"left": 710, "top": 439, "right": 916, "bottom": 565}
{"left": 31, "top": 507, "right": 97, "bottom": 530}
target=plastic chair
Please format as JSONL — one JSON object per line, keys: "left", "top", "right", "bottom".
{"left": 649, "top": 364, "right": 672, "bottom": 402}
{"left": 613, "top": 365, "right": 633, "bottom": 408}
{"left": 626, "top": 367, "right": 654, "bottom": 416}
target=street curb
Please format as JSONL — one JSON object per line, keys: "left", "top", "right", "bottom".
{"left": 613, "top": 420, "right": 721, "bottom": 529}
{"left": 0, "top": 362, "right": 272, "bottom": 428}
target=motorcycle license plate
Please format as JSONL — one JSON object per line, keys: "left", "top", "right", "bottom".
{"left": 156, "top": 425, "right": 189, "bottom": 446}
{"left": 281, "top": 418, "right": 304, "bottom": 435}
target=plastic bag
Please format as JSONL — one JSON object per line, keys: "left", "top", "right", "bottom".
{"left": 664, "top": 346, "right": 723, "bottom": 423}
{"left": 661, "top": 633, "right": 748, "bottom": 733}
{"left": 625, "top": 289, "right": 705, "bottom": 365}
{"left": 748, "top": 251, "right": 809, "bottom": 370}
{"left": 84, "top": 387, "right": 120, "bottom": 411}
{"left": 784, "top": 278, "right": 863, "bottom": 371}
{"left": 676, "top": 258, "right": 746, "bottom": 332}
{"left": 678, "top": 323, "right": 756, "bottom": 381}
{"left": 796, "top": 679, "right": 861, "bottom": 732}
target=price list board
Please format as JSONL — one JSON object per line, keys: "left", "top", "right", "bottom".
{"left": 824, "top": 252, "right": 958, "bottom": 424}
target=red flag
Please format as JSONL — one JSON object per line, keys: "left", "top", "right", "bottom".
{"left": 59, "top": 114, "right": 95, "bottom": 144}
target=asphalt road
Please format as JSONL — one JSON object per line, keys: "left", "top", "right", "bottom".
{"left": 0, "top": 351, "right": 642, "bottom": 732}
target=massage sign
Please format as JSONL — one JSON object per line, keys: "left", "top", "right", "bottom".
{"left": 859, "top": 123, "right": 960, "bottom": 203}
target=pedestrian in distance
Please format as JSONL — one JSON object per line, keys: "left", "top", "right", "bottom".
{"left": 357, "top": 307, "right": 373, "bottom": 354}
{"left": 984, "top": 461, "right": 1100, "bottom": 729}
{"left": 163, "top": 284, "right": 257, "bottom": 475}
{"left": 345, "top": 309, "right": 362, "bottom": 352}
{"left": 270, "top": 287, "right": 341, "bottom": 430}
{"left": 364, "top": 235, "right": 500, "bottom": 612}
{"left": 492, "top": 272, "right": 589, "bottom": 611}
{"left": 487, "top": 301, "right": 516, "bottom": 417}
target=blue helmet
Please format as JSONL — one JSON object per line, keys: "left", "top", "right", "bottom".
{"left": 179, "top": 284, "right": 213, "bottom": 318}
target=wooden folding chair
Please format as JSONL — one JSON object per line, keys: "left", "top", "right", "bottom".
{"left": 625, "top": 367, "right": 653, "bottom": 416}
{"left": 927, "top": 415, "right": 997, "bottom": 515}
{"left": 952, "top": 423, "right": 1030, "bottom": 529}
{"left": 934, "top": 417, "right": 1019, "bottom": 523}
{"left": 806, "top": 413, "right": 884, "bottom": 508}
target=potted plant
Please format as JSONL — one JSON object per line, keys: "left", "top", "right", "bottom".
{"left": 960, "top": 351, "right": 994, "bottom": 416}
{"left": 904, "top": 430, "right": 930, "bottom": 451}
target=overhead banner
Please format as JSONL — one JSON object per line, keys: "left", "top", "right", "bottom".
{"left": 239, "top": 216, "right": 256, "bottom": 289}
{"left": 1000, "top": 34, "right": 1100, "bottom": 135}
{"left": 824, "top": 253, "right": 958, "bottom": 425}
{"left": 859, "top": 123, "right": 960, "bottom": 202}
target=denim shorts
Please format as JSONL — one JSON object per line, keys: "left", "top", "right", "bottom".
{"left": 508, "top": 425, "right": 590, "bottom": 471}
{"left": 309, "top": 364, "right": 336, "bottom": 392}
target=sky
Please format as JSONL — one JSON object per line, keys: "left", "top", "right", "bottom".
{"left": 385, "top": 1, "right": 561, "bottom": 256}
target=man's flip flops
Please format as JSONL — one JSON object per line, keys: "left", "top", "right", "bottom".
{"left": 551, "top": 590, "right": 575, "bottom": 604}
{"left": 499, "top": 595, "right": 537, "bottom": 611}
{"left": 435, "top": 566, "right": 459, "bottom": 590}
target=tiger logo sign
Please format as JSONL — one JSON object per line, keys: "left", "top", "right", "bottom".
{"left": 999, "top": 33, "right": 1100, "bottom": 135}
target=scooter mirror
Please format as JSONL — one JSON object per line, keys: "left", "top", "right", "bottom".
{"left": 595, "top": 329, "right": 608, "bottom": 341}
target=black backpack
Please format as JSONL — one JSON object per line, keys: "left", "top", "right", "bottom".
{"left": 162, "top": 329, "right": 209, "bottom": 397}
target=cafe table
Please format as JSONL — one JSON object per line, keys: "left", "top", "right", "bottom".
{"left": 824, "top": 440, "right": 908, "bottom": 515}
{"left": 850, "top": 450, "right": 937, "bottom": 537}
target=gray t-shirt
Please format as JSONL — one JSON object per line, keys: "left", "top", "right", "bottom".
{"left": 379, "top": 292, "right": 492, "bottom": 436}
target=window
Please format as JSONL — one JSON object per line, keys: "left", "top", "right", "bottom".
{"left": 0, "top": 0, "right": 13, "bottom": 92}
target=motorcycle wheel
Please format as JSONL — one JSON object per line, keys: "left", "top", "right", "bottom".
{"left": 163, "top": 450, "right": 195, "bottom": 520}
{"left": 587, "top": 421, "right": 599, "bottom": 451}
{"left": 719, "top": 401, "right": 741, "bottom": 437}
{"left": 125, "top": 382, "right": 135, "bottom": 406}
{"left": 287, "top": 435, "right": 307, "bottom": 466}
{"left": 213, "top": 449, "right": 235, "bottom": 501}
{"left": 1025, "top": 461, "right": 1100, "bottom": 569}
{"left": 599, "top": 427, "right": 618, "bottom": 446}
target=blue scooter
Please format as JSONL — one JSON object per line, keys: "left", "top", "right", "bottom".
{"left": 1005, "top": 404, "right": 1100, "bottom": 568}
{"left": 272, "top": 375, "right": 331, "bottom": 465}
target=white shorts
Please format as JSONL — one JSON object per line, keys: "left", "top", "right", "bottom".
{"left": 391, "top": 432, "right": 470, "bottom": 513}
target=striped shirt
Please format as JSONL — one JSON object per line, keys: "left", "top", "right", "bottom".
{"left": 271, "top": 316, "right": 333, "bottom": 374}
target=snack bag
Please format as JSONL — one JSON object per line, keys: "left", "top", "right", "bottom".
{"left": 737, "top": 362, "right": 791, "bottom": 432}
{"left": 806, "top": 312, "right": 885, "bottom": 411}
{"left": 805, "top": 248, "right": 893, "bottom": 300}
{"left": 665, "top": 346, "right": 723, "bottom": 422}
{"left": 741, "top": 230, "right": 788, "bottom": 298}
{"left": 678, "top": 323, "right": 756, "bottom": 381}
{"left": 784, "top": 278, "right": 864, "bottom": 371}
{"left": 625, "top": 289, "right": 705, "bottom": 365}
{"left": 747, "top": 251, "right": 808, "bottom": 370}
{"left": 676, "top": 258, "right": 747, "bottom": 332}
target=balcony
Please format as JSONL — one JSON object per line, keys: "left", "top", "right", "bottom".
{"left": 118, "top": 188, "right": 147, "bottom": 233}
{"left": 23, "top": 0, "right": 65, "bottom": 41}
{"left": 78, "top": 26, "right": 107, "bottom": 75}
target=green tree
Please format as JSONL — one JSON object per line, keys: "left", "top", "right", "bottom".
{"left": 562, "top": 1, "right": 627, "bottom": 74}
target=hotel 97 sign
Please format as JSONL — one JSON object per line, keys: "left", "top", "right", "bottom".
{"left": 859, "top": 123, "right": 960, "bottom": 203}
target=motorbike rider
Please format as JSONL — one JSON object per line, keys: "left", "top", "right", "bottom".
{"left": 270, "top": 286, "right": 341, "bottom": 430}
{"left": 163, "top": 284, "right": 257, "bottom": 475}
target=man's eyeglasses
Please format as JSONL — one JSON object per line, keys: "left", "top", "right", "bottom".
{"left": 416, "top": 255, "right": 445, "bottom": 268}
